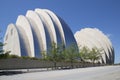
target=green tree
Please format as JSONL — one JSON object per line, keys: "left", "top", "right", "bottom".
{"left": 88, "top": 47, "right": 102, "bottom": 64}
{"left": 47, "top": 42, "right": 62, "bottom": 69}
{"left": 41, "top": 50, "right": 47, "bottom": 60}
{"left": 65, "top": 43, "right": 79, "bottom": 68}
{"left": 58, "top": 48, "right": 67, "bottom": 62}
{"left": 0, "top": 30, "right": 4, "bottom": 54}
{"left": 0, "top": 42, "right": 4, "bottom": 54}
{"left": 0, "top": 51, "right": 20, "bottom": 59}
{"left": 79, "top": 46, "right": 102, "bottom": 64}
{"left": 79, "top": 46, "right": 90, "bottom": 62}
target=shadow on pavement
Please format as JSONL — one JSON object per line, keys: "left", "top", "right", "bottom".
{"left": 0, "top": 71, "right": 25, "bottom": 76}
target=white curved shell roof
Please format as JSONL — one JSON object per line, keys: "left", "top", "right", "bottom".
{"left": 16, "top": 15, "right": 35, "bottom": 57}
{"left": 3, "top": 24, "right": 21, "bottom": 56}
{"left": 3, "top": 8, "right": 76, "bottom": 58}
{"left": 26, "top": 10, "right": 47, "bottom": 55}
{"left": 74, "top": 28, "right": 114, "bottom": 64}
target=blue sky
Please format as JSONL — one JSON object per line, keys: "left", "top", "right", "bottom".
{"left": 0, "top": 0, "right": 120, "bottom": 63}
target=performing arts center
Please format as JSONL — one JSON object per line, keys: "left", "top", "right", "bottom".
{"left": 3, "top": 8, "right": 114, "bottom": 64}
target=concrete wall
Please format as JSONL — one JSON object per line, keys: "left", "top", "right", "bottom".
{"left": 0, "top": 58, "right": 102, "bottom": 70}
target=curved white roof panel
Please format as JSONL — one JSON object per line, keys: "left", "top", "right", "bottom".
{"left": 44, "top": 9, "right": 66, "bottom": 46}
{"left": 16, "top": 15, "right": 34, "bottom": 57}
{"left": 3, "top": 24, "right": 21, "bottom": 56}
{"left": 26, "top": 10, "right": 47, "bottom": 57}
{"left": 35, "top": 9, "right": 57, "bottom": 45}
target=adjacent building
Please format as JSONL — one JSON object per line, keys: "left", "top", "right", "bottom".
{"left": 74, "top": 28, "right": 114, "bottom": 64}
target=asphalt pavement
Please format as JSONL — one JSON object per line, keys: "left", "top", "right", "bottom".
{"left": 0, "top": 65, "right": 120, "bottom": 80}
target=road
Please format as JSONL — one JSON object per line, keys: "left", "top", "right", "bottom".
{"left": 0, "top": 65, "right": 120, "bottom": 80}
